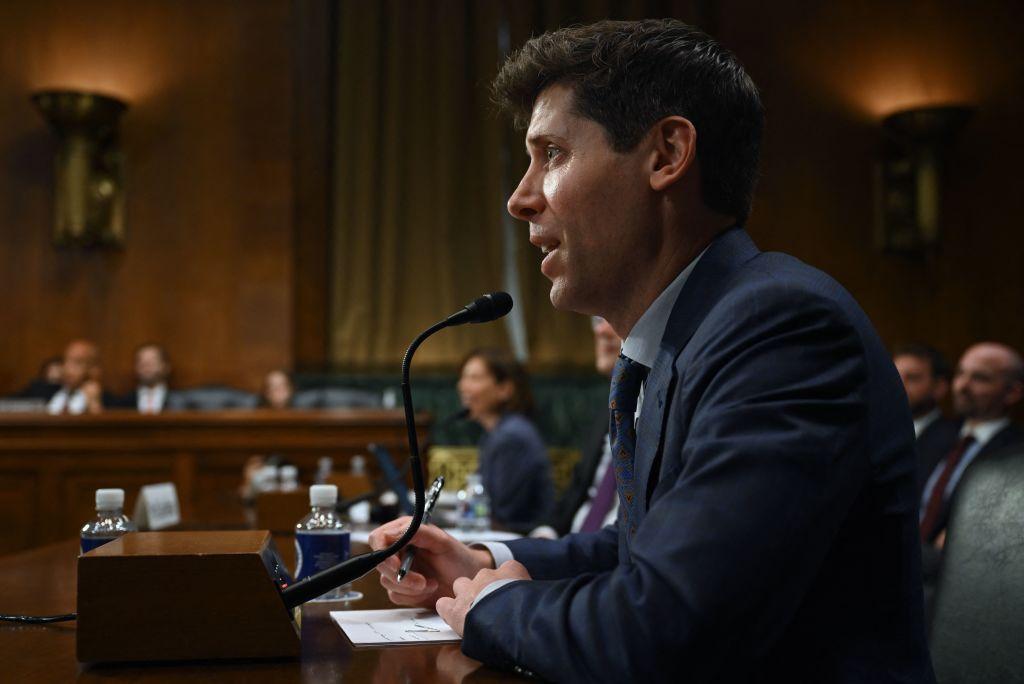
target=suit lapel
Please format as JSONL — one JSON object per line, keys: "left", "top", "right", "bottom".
{"left": 633, "top": 228, "right": 761, "bottom": 513}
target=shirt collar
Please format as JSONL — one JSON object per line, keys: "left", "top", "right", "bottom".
{"left": 960, "top": 417, "right": 1011, "bottom": 446}
{"left": 621, "top": 248, "right": 708, "bottom": 369}
{"left": 913, "top": 408, "right": 941, "bottom": 438}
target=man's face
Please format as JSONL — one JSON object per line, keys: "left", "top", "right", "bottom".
{"left": 263, "top": 371, "right": 293, "bottom": 409}
{"left": 508, "top": 84, "right": 657, "bottom": 317}
{"left": 135, "top": 347, "right": 168, "bottom": 386}
{"left": 894, "top": 354, "right": 946, "bottom": 417}
{"left": 63, "top": 341, "right": 98, "bottom": 390}
{"left": 953, "top": 345, "right": 1023, "bottom": 421}
{"left": 592, "top": 317, "right": 622, "bottom": 377}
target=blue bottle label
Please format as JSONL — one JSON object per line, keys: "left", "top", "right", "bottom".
{"left": 81, "top": 536, "right": 116, "bottom": 554}
{"left": 294, "top": 531, "right": 350, "bottom": 581}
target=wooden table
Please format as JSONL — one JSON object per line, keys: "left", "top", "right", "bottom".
{"left": 0, "top": 539, "right": 517, "bottom": 682}
{"left": 0, "top": 410, "right": 429, "bottom": 555}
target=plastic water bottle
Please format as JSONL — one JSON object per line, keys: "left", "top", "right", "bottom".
{"left": 279, "top": 465, "right": 299, "bottom": 492}
{"left": 456, "top": 473, "right": 491, "bottom": 532}
{"left": 294, "top": 485, "right": 361, "bottom": 602}
{"left": 80, "top": 488, "right": 136, "bottom": 554}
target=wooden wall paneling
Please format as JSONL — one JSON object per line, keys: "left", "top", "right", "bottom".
{"left": 291, "top": 0, "right": 334, "bottom": 372}
{"left": 0, "top": 411, "right": 429, "bottom": 554}
{"left": 0, "top": 0, "right": 295, "bottom": 395}
{"left": 0, "top": 467, "right": 38, "bottom": 552}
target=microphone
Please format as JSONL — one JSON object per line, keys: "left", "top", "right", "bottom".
{"left": 445, "top": 292, "right": 513, "bottom": 326}
{"left": 279, "top": 292, "right": 514, "bottom": 608}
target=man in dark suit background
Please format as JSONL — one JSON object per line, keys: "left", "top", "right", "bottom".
{"left": 531, "top": 317, "right": 622, "bottom": 539}
{"left": 369, "top": 19, "right": 933, "bottom": 682}
{"left": 917, "top": 342, "right": 1024, "bottom": 625}
{"left": 919, "top": 341, "right": 1024, "bottom": 548}
{"left": 894, "top": 343, "right": 961, "bottom": 497}
{"left": 112, "top": 343, "right": 173, "bottom": 413}
{"left": 46, "top": 339, "right": 115, "bottom": 414}
{"left": 14, "top": 356, "right": 63, "bottom": 401}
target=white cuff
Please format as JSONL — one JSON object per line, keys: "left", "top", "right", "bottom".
{"left": 470, "top": 578, "right": 520, "bottom": 611}
{"left": 528, "top": 525, "right": 559, "bottom": 540}
{"left": 472, "top": 541, "right": 514, "bottom": 568}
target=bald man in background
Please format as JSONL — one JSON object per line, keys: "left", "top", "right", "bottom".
{"left": 532, "top": 317, "right": 623, "bottom": 539}
{"left": 917, "top": 342, "right": 1024, "bottom": 625}
{"left": 46, "top": 340, "right": 109, "bottom": 415}
{"left": 919, "top": 342, "right": 1024, "bottom": 548}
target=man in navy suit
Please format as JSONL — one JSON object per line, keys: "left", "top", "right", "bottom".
{"left": 370, "top": 19, "right": 933, "bottom": 682}
{"left": 893, "top": 344, "right": 961, "bottom": 497}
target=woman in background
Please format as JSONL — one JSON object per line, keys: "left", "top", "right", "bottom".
{"left": 259, "top": 369, "right": 295, "bottom": 409}
{"left": 457, "top": 348, "right": 553, "bottom": 533}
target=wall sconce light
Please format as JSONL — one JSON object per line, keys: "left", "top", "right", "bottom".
{"left": 32, "top": 89, "right": 128, "bottom": 248}
{"left": 874, "top": 105, "right": 972, "bottom": 254}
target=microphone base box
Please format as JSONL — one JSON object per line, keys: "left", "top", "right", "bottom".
{"left": 77, "top": 530, "right": 300, "bottom": 663}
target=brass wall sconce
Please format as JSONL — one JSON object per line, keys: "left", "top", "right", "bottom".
{"left": 874, "top": 105, "right": 972, "bottom": 253}
{"left": 32, "top": 89, "right": 128, "bottom": 248}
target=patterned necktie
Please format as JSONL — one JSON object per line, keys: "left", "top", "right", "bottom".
{"left": 919, "top": 434, "right": 976, "bottom": 542}
{"left": 608, "top": 353, "right": 649, "bottom": 537}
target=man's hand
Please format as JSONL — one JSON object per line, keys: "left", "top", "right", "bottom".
{"left": 369, "top": 516, "right": 495, "bottom": 609}
{"left": 435, "top": 560, "right": 531, "bottom": 636}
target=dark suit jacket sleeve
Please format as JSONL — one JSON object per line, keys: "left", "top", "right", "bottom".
{"left": 462, "top": 290, "right": 871, "bottom": 683}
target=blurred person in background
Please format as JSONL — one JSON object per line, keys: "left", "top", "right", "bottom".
{"left": 532, "top": 317, "right": 622, "bottom": 539}
{"left": 14, "top": 355, "right": 63, "bottom": 400}
{"left": 241, "top": 369, "right": 298, "bottom": 499}
{"left": 918, "top": 341, "right": 1024, "bottom": 625}
{"left": 259, "top": 369, "right": 295, "bottom": 409}
{"left": 920, "top": 341, "right": 1024, "bottom": 549}
{"left": 457, "top": 348, "right": 553, "bottom": 533}
{"left": 112, "top": 343, "right": 173, "bottom": 413}
{"left": 893, "top": 343, "right": 960, "bottom": 498}
{"left": 46, "top": 340, "right": 112, "bottom": 414}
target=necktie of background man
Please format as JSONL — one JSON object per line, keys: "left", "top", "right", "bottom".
{"left": 919, "top": 434, "right": 976, "bottom": 542}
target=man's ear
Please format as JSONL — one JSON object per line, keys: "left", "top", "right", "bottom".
{"left": 1006, "top": 379, "right": 1024, "bottom": 407}
{"left": 648, "top": 116, "right": 697, "bottom": 192}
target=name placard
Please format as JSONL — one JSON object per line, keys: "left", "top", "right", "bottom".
{"left": 134, "top": 482, "right": 181, "bottom": 530}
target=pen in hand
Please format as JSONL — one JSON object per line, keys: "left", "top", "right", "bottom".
{"left": 396, "top": 475, "right": 445, "bottom": 583}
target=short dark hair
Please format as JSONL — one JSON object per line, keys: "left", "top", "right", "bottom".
{"left": 459, "top": 348, "right": 535, "bottom": 416}
{"left": 135, "top": 342, "right": 170, "bottom": 365}
{"left": 894, "top": 343, "right": 951, "bottom": 382}
{"left": 491, "top": 19, "right": 764, "bottom": 224}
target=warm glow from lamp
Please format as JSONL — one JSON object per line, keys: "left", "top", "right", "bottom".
{"left": 19, "top": 13, "right": 173, "bottom": 103}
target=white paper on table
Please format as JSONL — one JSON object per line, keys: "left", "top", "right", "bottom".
{"left": 349, "top": 528, "right": 521, "bottom": 545}
{"left": 331, "top": 608, "right": 461, "bottom": 646}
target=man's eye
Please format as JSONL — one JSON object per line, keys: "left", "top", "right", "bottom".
{"left": 545, "top": 146, "right": 562, "bottom": 162}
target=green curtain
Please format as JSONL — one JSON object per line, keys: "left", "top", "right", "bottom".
{"left": 330, "top": 0, "right": 700, "bottom": 371}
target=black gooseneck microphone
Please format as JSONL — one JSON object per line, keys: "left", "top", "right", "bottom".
{"left": 279, "top": 292, "right": 513, "bottom": 609}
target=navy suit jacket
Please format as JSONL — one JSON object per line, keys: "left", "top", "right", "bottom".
{"left": 463, "top": 228, "right": 934, "bottom": 683}
{"left": 478, "top": 413, "right": 554, "bottom": 534}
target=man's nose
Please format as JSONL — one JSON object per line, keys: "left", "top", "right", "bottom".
{"left": 507, "top": 171, "right": 544, "bottom": 221}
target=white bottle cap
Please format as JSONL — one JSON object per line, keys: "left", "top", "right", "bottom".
{"left": 280, "top": 465, "right": 298, "bottom": 480}
{"left": 309, "top": 484, "right": 338, "bottom": 507}
{"left": 96, "top": 488, "right": 125, "bottom": 510}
